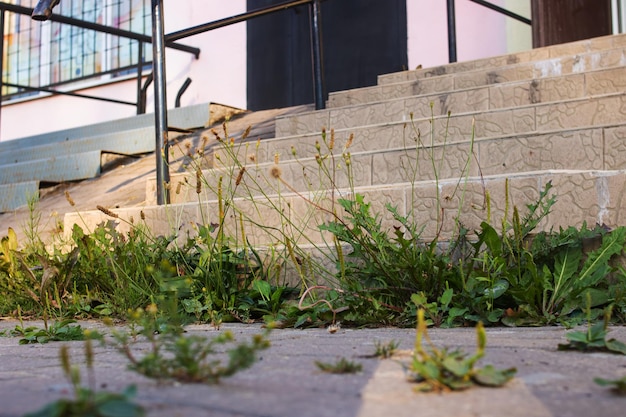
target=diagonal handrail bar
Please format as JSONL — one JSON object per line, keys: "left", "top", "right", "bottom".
{"left": 468, "top": 0, "right": 531, "bottom": 25}
{"left": 0, "top": 2, "right": 200, "bottom": 57}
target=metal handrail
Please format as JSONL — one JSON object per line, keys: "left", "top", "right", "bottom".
{"left": 149, "top": 0, "right": 327, "bottom": 204}
{"left": 0, "top": 2, "right": 200, "bottom": 57}
{"left": 447, "top": 0, "right": 532, "bottom": 63}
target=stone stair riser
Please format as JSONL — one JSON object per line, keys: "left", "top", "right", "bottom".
{"left": 278, "top": 67, "right": 626, "bottom": 137}
{"left": 148, "top": 124, "right": 624, "bottom": 213}
{"left": 0, "top": 151, "right": 101, "bottom": 185}
{"left": 69, "top": 170, "right": 625, "bottom": 247}
{"left": 378, "top": 33, "right": 626, "bottom": 85}
{"left": 327, "top": 47, "right": 626, "bottom": 109}
{"left": 0, "top": 182, "right": 39, "bottom": 212}
{"left": 0, "top": 128, "right": 156, "bottom": 165}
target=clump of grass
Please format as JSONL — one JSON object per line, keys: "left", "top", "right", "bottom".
{"left": 315, "top": 357, "right": 363, "bottom": 374}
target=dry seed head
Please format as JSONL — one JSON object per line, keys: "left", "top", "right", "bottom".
{"left": 97, "top": 205, "right": 118, "bottom": 218}
{"left": 235, "top": 167, "right": 246, "bottom": 186}
{"left": 60, "top": 345, "right": 71, "bottom": 376}
{"left": 211, "top": 128, "right": 222, "bottom": 141}
{"left": 329, "top": 129, "right": 335, "bottom": 150}
{"left": 140, "top": 210, "right": 146, "bottom": 220}
{"left": 64, "top": 190, "right": 75, "bottom": 207}
{"left": 274, "top": 153, "right": 280, "bottom": 165}
{"left": 269, "top": 165, "right": 282, "bottom": 179}
{"left": 248, "top": 153, "right": 256, "bottom": 163}
{"left": 222, "top": 121, "right": 229, "bottom": 138}
{"left": 345, "top": 133, "right": 354, "bottom": 149}
{"left": 85, "top": 338, "right": 94, "bottom": 368}
{"left": 196, "top": 169, "right": 202, "bottom": 194}
{"left": 242, "top": 125, "right": 251, "bottom": 140}
{"left": 175, "top": 181, "right": 182, "bottom": 195}
{"left": 129, "top": 216, "right": 134, "bottom": 224}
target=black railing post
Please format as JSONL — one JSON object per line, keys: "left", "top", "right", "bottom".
{"left": 151, "top": 0, "right": 170, "bottom": 205}
{"left": 446, "top": 0, "right": 457, "bottom": 63}
{"left": 309, "top": 0, "right": 325, "bottom": 110}
{"left": 175, "top": 77, "right": 192, "bottom": 108}
{"left": 136, "top": 41, "right": 143, "bottom": 115}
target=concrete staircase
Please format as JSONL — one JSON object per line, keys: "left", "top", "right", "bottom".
{"left": 65, "top": 33, "right": 626, "bottom": 248}
{"left": 0, "top": 103, "right": 213, "bottom": 213}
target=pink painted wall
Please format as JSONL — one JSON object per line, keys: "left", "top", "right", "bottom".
{"left": 407, "top": 0, "right": 529, "bottom": 70}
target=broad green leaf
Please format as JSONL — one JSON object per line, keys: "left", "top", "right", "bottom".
{"left": 252, "top": 280, "right": 272, "bottom": 301}
{"left": 565, "top": 330, "right": 591, "bottom": 344}
{"left": 442, "top": 357, "right": 470, "bottom": 377}
{"left": 473, "top": 365, "right": 517, "bottom": 387}
{"left": 477, "top": 222, "right": 502, "bottom": 256}
{"left": 606, "top": 339, "right": 626, "bottom": 355}
{"left": 440, "top": 288, "right": 453, "bottom": 307}
{"left": 575, "top": 227, "right": 626, "bottom": 292}
{"left": 97, "top": 398, "right": 145, "bottom": 417}
{"left": 483, "top": 280, "right": 509, "bottom": 299}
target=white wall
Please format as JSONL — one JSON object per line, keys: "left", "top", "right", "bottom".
{"left": 1, "top": 0, "right": 247, "bottom": 141}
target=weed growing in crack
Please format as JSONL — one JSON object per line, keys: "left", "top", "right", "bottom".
{"left": 24, "top": 339, "right": 144, "bottom": 417}
{"left": 105, "top": 304, "right": 271, "bottom": 384}
{"left": 315, "top": 357, "right": 363, "bottom": 374}
{"left": 406, "top": 309, "right": 516, "bottom": 392}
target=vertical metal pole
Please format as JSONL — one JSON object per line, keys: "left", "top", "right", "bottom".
{"left": 151, "top": 0, "right": 170, "bottom": 205}
{"left": 309, "top": 0, "right": 325, "bottom": 110}
{"left": 136, "top": 41, "right": 143, "bottom": 114}
{"left": 446, "top": 0, "right": 457, "bottom": 63}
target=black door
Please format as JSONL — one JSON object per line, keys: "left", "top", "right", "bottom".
{"left": 531, "top": 0, "right": 612, "bottom": 47}
{"left": 246, "top": 0, "right": 407, "bottom": 110}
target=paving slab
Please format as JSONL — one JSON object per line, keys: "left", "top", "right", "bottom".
{"left": 1, "top": 321, "right": 625, "bottom": 417}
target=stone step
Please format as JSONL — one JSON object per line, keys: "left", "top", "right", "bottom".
{"left": 147, "top": 123, "right": 624, "bottom": 208}
{"left": 0, "top": 103, "right": 210, "bottom": 154}
{"left": 277, "top": 65, "right": 626, "bottom": 137}
{"left": 377, "top": 32, "right": 626, "bottom": 85}
{"left": 244, "top": 92, "right": 626, "bottom": 172}
{"left": 0, "top": 127, "right": 156, "bottom": 165}
{"left": 67, "top": 169, "right": 625, "bottom": 246}
{"left": 0, "top": 151, "right": 101, "bottom": 185}
{"left": 0, "top": 181, "right": 39, "bottom": 213}
{"left": 327, "top": 45, "right": 626, "bottom": 109}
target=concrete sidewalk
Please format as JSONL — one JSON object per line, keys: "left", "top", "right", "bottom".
{"left": 1, "top": 320, "right": 625, "bottom": 417}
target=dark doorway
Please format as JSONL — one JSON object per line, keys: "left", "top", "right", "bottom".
{"left": 246, "top": 0, "right": 407, "bottom": 110}
{"left": 531, "top": 0, "right": 612, "bottom": 47}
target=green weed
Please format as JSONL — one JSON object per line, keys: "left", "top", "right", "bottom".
{"left": 106, "top": 304, "right": 271, "bottom": 384}
{"left": 24, "top": 339, "right": 144, "bottom": 417}
{"left": 315, "top": 357, "right": 363, "bottom": 374}
{"left": 406, "top": 309, "right": 516, "bottom": 392}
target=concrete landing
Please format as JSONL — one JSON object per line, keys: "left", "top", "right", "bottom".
{"left": 0, "top": 321, "right": 624, "bottom": 417}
